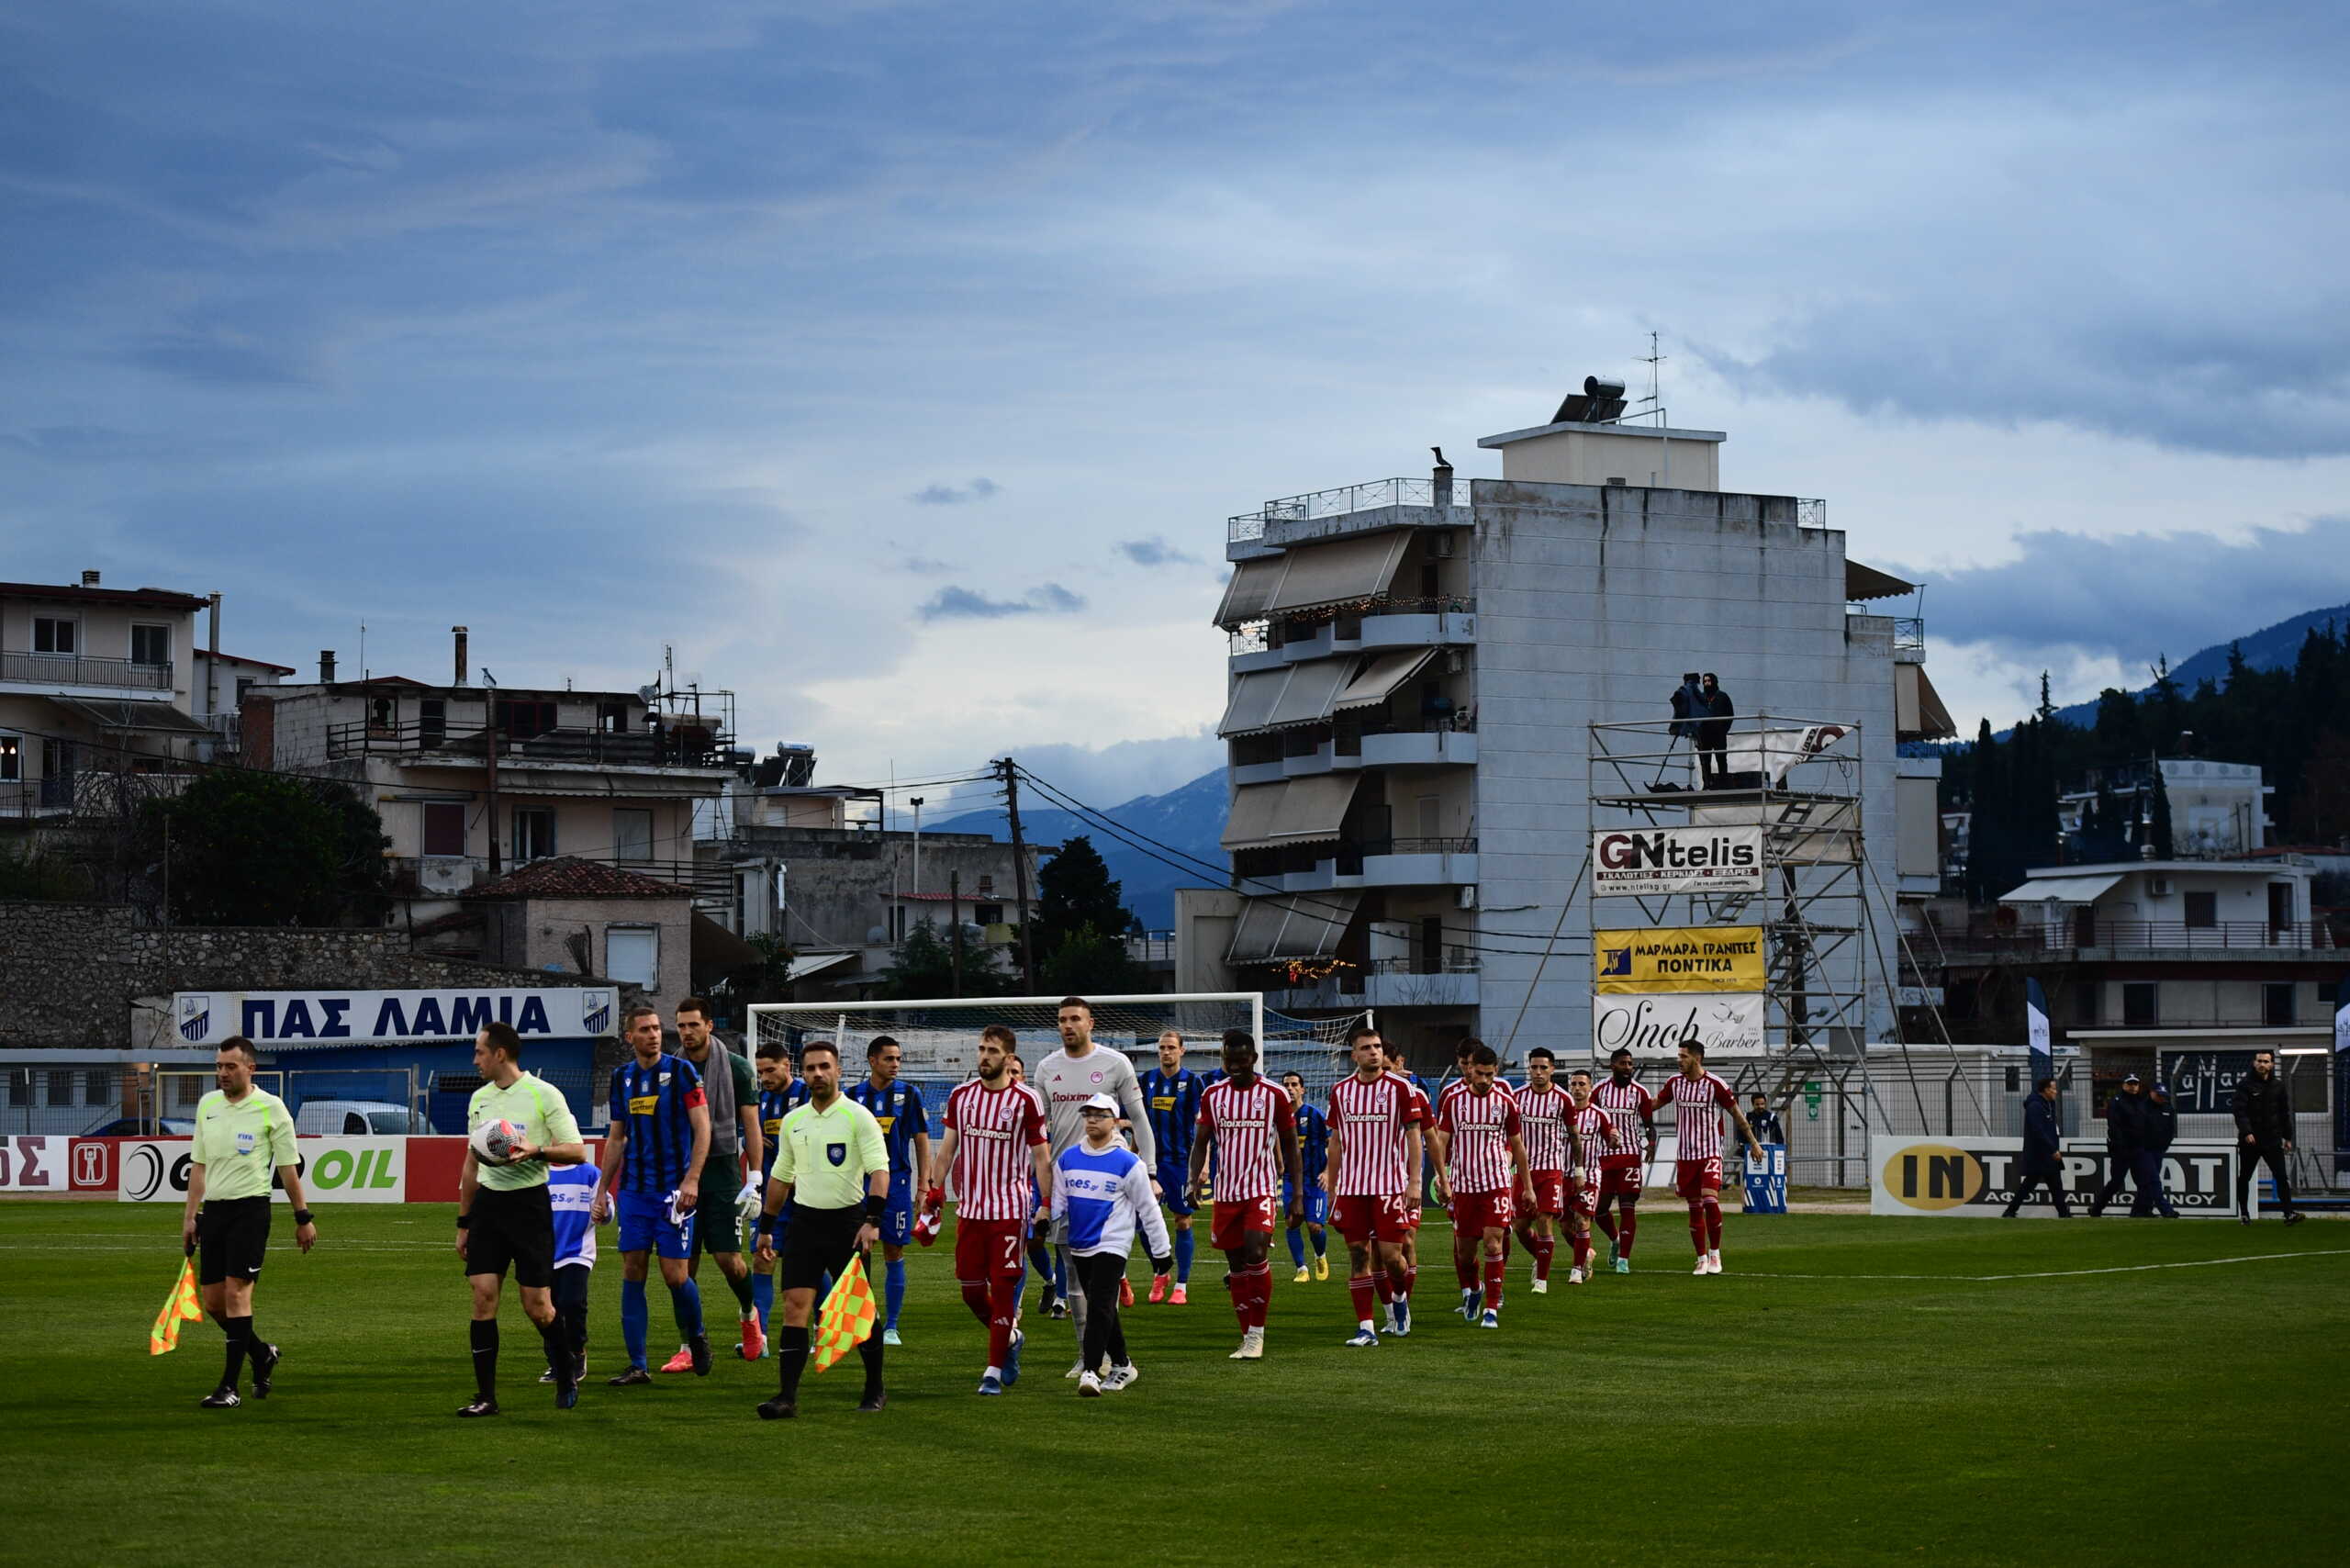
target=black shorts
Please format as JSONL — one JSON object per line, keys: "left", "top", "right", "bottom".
{"left": 778, "top": 1203, "right": 865, "bottom": 1293}
{"left": 465, "top": 1184, "right": 555, "bottom": 1290}
{"left": 690, "top": 1159, "right": 744, "bottom": 1257}
{"left": 197, "top": 1196, "right": 271, "bottom": 1286}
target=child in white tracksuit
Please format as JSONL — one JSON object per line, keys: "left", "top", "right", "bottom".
{"left": 1053, "top": 1093, "right": 1170, "bottom": 1395}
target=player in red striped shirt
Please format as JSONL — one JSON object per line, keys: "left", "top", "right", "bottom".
{"left": 1326, "top": 1025, "right": 1427, "bottom": 1346}
{"left": 1185, "top": 1029, "right": 1301, "bottom": 1361}
{"left": 923, "top": 1025, "right": 1053, "bottom": 1394}
{"left": 1655, "top": 1041, "right": 1762, "bottom": 1275}
{"left": 1510, "top": 1047, "right": 1572, "bottom": 1294}
{"left": 1590, "top": 1046, "right": 1658, "bottom": 1273}
{"left": 1561, "top": 1068, "right": 1620, "bottom": 1282}
{"left": 1380, "top": 1038, "right": 1433, "bottom": 1335}
{"left": 1430, "top": 1042, "right": 1533, "bottom": 1328}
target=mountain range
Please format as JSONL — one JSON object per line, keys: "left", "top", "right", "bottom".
{"left": 932, "top": 768, "right": 1228, "bottom": 930}
{"left": 2036, "top": 601, "right": 2348, "bottom": 731}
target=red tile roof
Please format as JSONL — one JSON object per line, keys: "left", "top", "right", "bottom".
{"left": 0, "top": 579, "right": 210, "bottom": 611}
{"left": 464, "top": 857, "right": 694, "bottom": 902}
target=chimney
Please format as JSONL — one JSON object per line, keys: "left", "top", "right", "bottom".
{"left": 319, "top": 649, "right": 337, "bottom": 684}
{"left": 453, "top": 626, "right": 469, "bottom": 687}
{"left": 1430, "top": 446, "right": 1453, "bottom": 510}
{"left": 81, "top": 569, "right": 101, "bottom": 587}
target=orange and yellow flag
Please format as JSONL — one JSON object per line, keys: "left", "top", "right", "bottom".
{"left": 810, "top": 1254, "right": 878, "bottom": 1372}
{"left": 149, "top": 1258, "right": 204, "bottom": 1356}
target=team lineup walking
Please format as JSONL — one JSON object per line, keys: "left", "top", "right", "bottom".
{"left": 168, "top": 997, "right": 1833, "bottom": 1415}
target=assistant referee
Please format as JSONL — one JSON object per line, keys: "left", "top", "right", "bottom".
{"left": 456, "top": 1022, "right": 588, "bottom": 1417}
{"left": 753, "top": 1039, "right": 890, "bottom": 1419}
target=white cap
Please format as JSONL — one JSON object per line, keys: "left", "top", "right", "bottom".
{"left": 1080, "top": 1092, "right": 1120, "bottom": 1114}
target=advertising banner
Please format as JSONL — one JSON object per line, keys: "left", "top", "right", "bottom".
{"left": 0, "top": 1136, "right": 72, "bottom": 1193}
{"left": 1870, "top": 1137, "right": 2242, "bottom": 1218}
{"left": 117, "top": 1136, "right": 408, "bottom": 1203}
{"left": 1594, "top": 992, "right": 1765, "bottom": 1056}
{"left": 1591, "top": 826, "right": 1763, "bottom": 898}
{"left": 171, "top": 987, "right": 616, "bottom": 1047}
{"left": 1595, "top": 926, "right": 1764, "bottom": 993}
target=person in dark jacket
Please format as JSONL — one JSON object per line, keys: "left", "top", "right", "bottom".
{"left": 1695, "top": 673, "right": 1734, "bottom": 788}
{"left": 1669, "top": 673, "right": 1704, "bottom": 738}
{"left": 2130, "top": 1082, "right": 2181, "bottom": 1217}
{"left": 2232, "top": 1049, "right": 2303, "bottom": 1225}
{"left": 2003, "top": 1077, "right": 2072, "bottom": 1217}
{"left": 2088, "top": 1074, "right": 2151, "bottom": 1217}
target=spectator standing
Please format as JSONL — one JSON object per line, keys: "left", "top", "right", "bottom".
{"left": 1695, "top": 673, "right": 1734, "bottom": 789}
{"left": 2002, "top": 1077, "right": 2072, "bottom": 1217}
{"left": 2232, "top": 1049, "right": 2304, "bottom": 1226}
{"left": 1745, "top": 1093, "right": 1785, "bottom": 1147}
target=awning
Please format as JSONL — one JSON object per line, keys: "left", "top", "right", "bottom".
{"left": 1264, "top": 532, "right": 1411, "bottom": 618}
{"left": 1333, "top": 649, "right": 1435, "bottom": 711}
{"left": 1217, "top": 656, "right": 1358, "bottom": 736}
{"left": 1225, "top": 890, "right": 1362, "bottom": 963}
{"left": 1214, "top": 557, "right": 1287, "bottom": 626}
{"left": 49, "top": 697, "right": 209, "bottom": 735}
{"left": 1998, "top": 874, "right": 2124, "bottom": 906}
{"left": 1221, "top": 775, "right": 1361, "bottom": 852}
{"left": 786, "top": 951, "right": 860, "bottom": 982}
{"left": 1914, "top": 665, "right": 1955, "bottom": 740}
{"left": 1846, "top": 561, "right": 1916, "bottom": 601}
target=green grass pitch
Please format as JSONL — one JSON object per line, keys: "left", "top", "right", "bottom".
{"left": 1, "top": 1203, "right": 2344, "bottom": 1567}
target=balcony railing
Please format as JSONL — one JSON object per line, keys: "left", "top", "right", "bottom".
{"left": 1359, "top": 835, "right": 1480, "bottom": 858}
{"left": 1, "top": 649, "right": 173, "bottom": 691}
{"left": 1365, "top": 951, "right": 1481, "bottom": 977}
{"left": 1954, "top": 917, "right": 2336, "bottom": 951}
{"left": 1892, "top": 617, "right": 1924, "bottom": 651}
{"left": 328, "top": 720, "right": 732, "bottom": 769}
{"left": 1230, "top": 476, "right": 1460, "bottom": 543}
{"left": 386, "top": 853, "right": 732, "bottom": 908}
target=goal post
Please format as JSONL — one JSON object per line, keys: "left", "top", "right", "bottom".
{"left": 744, "top": 993, "right": 1373, "bottom": 1125}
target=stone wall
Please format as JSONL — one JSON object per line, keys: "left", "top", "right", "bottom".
{"left": 0, "top": 900, "right": 590, "bottom": 1051}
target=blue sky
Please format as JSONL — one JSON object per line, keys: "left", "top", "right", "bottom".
{"left": 6, "top": 1, "right": 2348, "bottom": 809}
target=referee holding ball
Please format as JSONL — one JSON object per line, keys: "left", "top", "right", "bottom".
{"left": 457, "top": 1023, "right": 588, "bottom": 1416}
{"left": 754, "top": 1039, "right": 890, "bottom": 1419}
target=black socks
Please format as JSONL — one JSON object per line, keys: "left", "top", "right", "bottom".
{"left": 470, "top": 1319, "right": 499, "bottom": 1401}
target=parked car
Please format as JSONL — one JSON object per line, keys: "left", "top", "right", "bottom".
{"left": 84, "top": 1116, "right": 196, "bottom": 1137}
{"left": 295, "top": 1100, "right": 422, "bottom": 1136}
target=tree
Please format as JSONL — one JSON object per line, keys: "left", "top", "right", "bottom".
{"left": 2149, "top": 763, "right": 2177, "bottom": 859}
{"left": 875, "top": 919, "right": 1012, "bottom": 1000}
{"left": 140, "top": 769, "right": 388, "bottom": 926}
{"left": 1038, "top": 921, "right": 1141, "bottom": 995}
{"left": 1032, "top": 835, "right": 1135, "bottom": 964}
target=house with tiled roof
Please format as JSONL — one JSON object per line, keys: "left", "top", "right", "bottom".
{"left": 420, "top": 856, "right": 695, "bottom": 1021}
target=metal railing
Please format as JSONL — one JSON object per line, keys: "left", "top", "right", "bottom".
{"left": 327, "top": 719, "right": 733, "bottom": 769}
{"left": 1125, "top": 933, "right": 1176, "bottom": 964}
{"left": 0, "top": 649, "right": 173, "bottom": 690}
{"left": 1356, "top": 835, "right": 1480, "bottom": 858}
{"left": 1229, "top": 476, "right": 1459, "bottom": 543}
{"left": 1891, "top": 617, "right": 1924, "bottom": 651}
{"left": 1228, "top": 622, "right": 1270, "bottom": 655}
{"left": 1957, "top": 917, "right": 2335, "bottom": 951}
{"left": 387, "top": 853, "right": 730, "bottom": 907}
{"left": 1796, "top": 498, "right": 1828, "bottom": 528}
{"left": 1365, "top": 951, "right": 1481, "bottom": 976}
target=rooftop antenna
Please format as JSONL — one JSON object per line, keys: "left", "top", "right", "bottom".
{"left": 1635, "top": 330, "right": 1666, "bottom": 424}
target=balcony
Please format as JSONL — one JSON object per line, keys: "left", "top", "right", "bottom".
{"left": 1227, "top": 605, "right": 1478, "bottom": 670}
{"left": 329, "top": 720, "right": 733, "bottom": 771}
{"left": 1359, "top": 727, "right": 1475, "bottom": 769}
{"left": 1943, "top": 915, "right": 2339, "bottom": 958}
{"left": 1228, "top": 476, "right": 1471, "bottom": 555}
{"left": 1245, "top": 836, "right": 1480, "bottom": 894}
{"left": 1, "top": 649, "right": 173, "bottom": 693}
{"left": 1269, "top": 955, "right": 1481, "bottom": 1012}
{"left": 386, "top": 854, "right": 733, "bottom": 909}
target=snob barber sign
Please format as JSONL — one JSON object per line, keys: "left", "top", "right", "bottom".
{"left": 1591, "top": 826, "right": 1764, "bottom": 898}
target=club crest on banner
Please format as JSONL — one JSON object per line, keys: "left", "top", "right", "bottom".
{"left": 178, "top": 994, "right": 213, "bottom": 1043}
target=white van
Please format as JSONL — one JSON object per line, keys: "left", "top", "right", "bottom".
{"left": 297, "top": 1100, "right": 421, "bottom": 1136}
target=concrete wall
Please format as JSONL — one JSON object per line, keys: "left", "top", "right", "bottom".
{"left": 1469, "top": 477, "right": 1900, "bottom": 1058}
{"left": 478, "top": 894, "right": 693, "bottom": 1017}
{"left": 0, "top": 900, "right": 585, "bottom": 1052}
{"left": 725, "top": 826, "right": 1036, "bottom": 951}
{"left": 1491, "top": 427, "right": 1723, "bottom": 491}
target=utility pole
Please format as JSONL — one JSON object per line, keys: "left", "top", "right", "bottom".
{"left": 948, "top": 868, "right": 963, "bottom": 997}
{"left": 484, "top": 678, "right": 503, "bottom": 878}
{"left": 998, "top": 757, "right": 1036, "bottom": 991}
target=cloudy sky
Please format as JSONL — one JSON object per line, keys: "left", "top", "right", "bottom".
{"left": 7, "top": 1, "right": 2347, "bottom": 811}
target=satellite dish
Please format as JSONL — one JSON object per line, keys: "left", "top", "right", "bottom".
{"left": 637, "top": 684, "right": 660, "bottom": 701}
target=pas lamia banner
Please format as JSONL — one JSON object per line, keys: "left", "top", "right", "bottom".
{"left": 1591, "top": 826, "right": 1764, "bottom": 898}
{"left": 1594, "top": 926, "right": 1765, "bottom": 993}
{"left": 1592, "top": 992, "right": 1765, "bottom": 1056}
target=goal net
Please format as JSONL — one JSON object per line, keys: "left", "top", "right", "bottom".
{"left": 745, "top": 992, "right": 1371, "bottom": 1126}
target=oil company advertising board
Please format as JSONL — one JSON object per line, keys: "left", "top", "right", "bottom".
{"left": 1593, "top": 992, "right": 1765, "bottom": 1056}
{"left": 1870, "top": 1137, "right": 2242, "bottom": 1218}
{"left": 1594, "top": 927, "right": 1765, "bottom": 993}
{"left": 1591, "top": 826, "right": 1764, "bottom": 898}
{"left": 117, "top": 1137, "right": 408, "bottom": 1203}
{"left": 172, "top": 987, "right": 617, "bottom": 1046}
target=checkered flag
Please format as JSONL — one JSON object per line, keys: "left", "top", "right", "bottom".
{"left": 810, "top": 1254, "right": 877, "bottom": 1372}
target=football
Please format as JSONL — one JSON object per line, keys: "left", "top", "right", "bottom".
{"left": 469, "top": 1117, "right": 524, "bottom": 1164}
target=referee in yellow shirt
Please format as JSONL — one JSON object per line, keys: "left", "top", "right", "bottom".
{"left": 180, "top": 1037, "right": 317, "bottom": 1409}
{"left": 753, "top": 1039, "right": 889, "bottom": 1419}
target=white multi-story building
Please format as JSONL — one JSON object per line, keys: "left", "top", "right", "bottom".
{"left": 1181, "top": 398, "right": 1955, "bottom": 1068}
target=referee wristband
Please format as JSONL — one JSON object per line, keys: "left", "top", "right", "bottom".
{"left": 455, "top": 1214, "right": 470, "bottom": 1229}
{"left": 294, "top": 1209, "right": 315, "bottom": 1226}
{"left": 863, "top": 1194, "right": 887, "bottom": 1224}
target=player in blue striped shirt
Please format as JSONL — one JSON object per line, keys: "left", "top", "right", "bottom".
{"left": 845, "top": 1036, "right": 929, "bottom": 1346}
{"left": 588, "top": 1004, "right": 712, "bottom": 1384}
{"left": 750, "top": 1040, "right": 812, "bottom": 1346}
{"left": 1137, "top": 1032, "right": 1206, "bottom": 1304}
{"left": 1281, "top": 1071, "right": 1331, "bottom": 1282}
